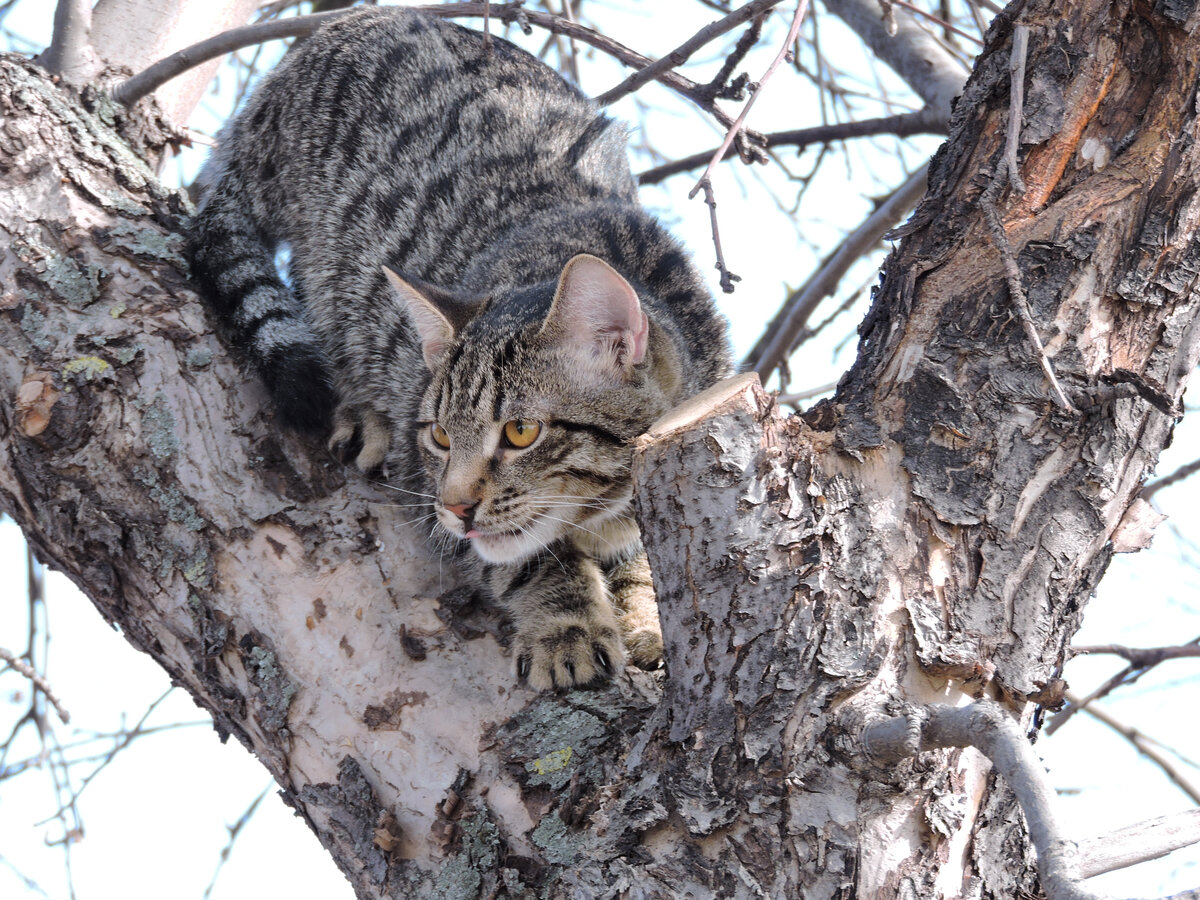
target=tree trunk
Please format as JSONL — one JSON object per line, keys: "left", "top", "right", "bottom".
{"left": 3, "top": 0, "right": 1200, "bottom": 896}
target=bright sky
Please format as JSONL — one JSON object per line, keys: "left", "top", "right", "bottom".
{"left": 1, "top": 1, "right": 1197, "bottom": 898}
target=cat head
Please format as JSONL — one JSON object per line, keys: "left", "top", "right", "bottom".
{"left": 385, "top": 254, "right": 658, "bottom": 564}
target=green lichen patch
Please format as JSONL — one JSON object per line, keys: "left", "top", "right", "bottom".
{"left": 433, "top": 811, "right": 501, "bottom": 900}
{"left": 186, "top": 347, "right": 214, "bottom": 369}
{"left": 12, "top": 233, "right": 104, "bottom": 309}
{"left": 19, "top": 305, "right": 55, "bottom": 350}
{"left": 240, "top": 634, "right": 297, "bottom": 734}
{"left": 141, "top": 393, "right": 179, "bottom": 460}
{"left": 96, "top": 220, "right": 187, "bottom": 266}
{"left": 531, "top": 813, "right": 581, "bottom": 866}
{"left": 62, "top": 355, "right": 112, "bottom": 384}
{"left": 501, "top": 698, "right": 608, "bottom": 791}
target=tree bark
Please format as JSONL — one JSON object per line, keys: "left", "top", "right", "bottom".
{"left": 3, "top": 0, "right": 1200, "bottom": 897}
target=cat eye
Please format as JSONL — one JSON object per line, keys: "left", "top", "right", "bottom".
{"left": 503, "top": 419, "right": 541, "bottom": 449}
{"left": 430, "top": 422, "right": 451, "bottom": 449}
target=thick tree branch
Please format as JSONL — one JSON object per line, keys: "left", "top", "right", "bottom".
{"left": 862, "top": 702, "right": 1105, "bottom": 900}
{"left": 1078, "top": 810, "right": 1200, "bottom": 879}
{"left": 36, "top": 0, "right": 98, "bottom": 85}
{"left": 823, "top": 0, "right": 967, "bottom": 120}
{"left": 747, "top": 162, "right": 928, "bottom": 380}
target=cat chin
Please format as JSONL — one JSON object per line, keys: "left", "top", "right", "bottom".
{"left": 465, "top": 524, "right": 560, "bottom": 564}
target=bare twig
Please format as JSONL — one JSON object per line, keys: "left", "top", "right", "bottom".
{"left": 1073, "top": 643, "right": 1200, "bottom": 666}
{"left": 697, "top": 179, "right": 741, "bottom": 293}
{"left": 1142, "top": 457, "right": 1200, "bottom": 501}
{"left": 1078, "top": 809, "right": 1200, "bottom": 879}
{"left": 594, "top": 0, "right": 786, "bottom": 106}
{"left": 638, "top": 107, "right": 945, "bottom": 184}
{"left": 0, "top": 646, "right": 69, "bottom": 724}
{"left": 1002, "top": 24, "right": 1029, "bottom": 193}
{"left": 1048, "top": 634, "right": 1200, "bottom": 735}
{"left": 777, "top": 380, "right": 839, "bottom": 406}
{"left": 888, "top": 0, "right": 985, "bottom": 46}
{"left": 689, "top": 0, "right": 811, "bottom": 199}
{"left": 862, "top": 701, "right": 1106, "bottom": 900}
{"left": 204, "top": 785, "right": 272, "bottom": 898}
{"left": 1066, "top": 692, "right": 1200, "bottom": 807}
{"left": 749, "top": 163, "right": 929, "bottom": 381}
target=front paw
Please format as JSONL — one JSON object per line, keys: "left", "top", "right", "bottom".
{"left": 515, "top": 616, "right": 626, "bottom": 691}
{"left": 329, "top": 405, "right": 390, "bottom": 473}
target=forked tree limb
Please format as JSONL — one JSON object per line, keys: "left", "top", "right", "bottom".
{"left": 862, "top": 702, "right": 1107, "bottom": 900}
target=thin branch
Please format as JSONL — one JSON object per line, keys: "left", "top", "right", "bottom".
{"left": 689, "top": 0, "right": 811, "bottom": 199}
{"left": 1073, "top": 643, "right": 1200, "bottom": 667}
{"left": 110, "top": 9, "right": 352, "bottom": 106}
{"left": 749, "top": 163, "right": 929, "bottom": 381}
{"left": 1066, "top": 692, "right": 1200, "bottom": 807}
{"left": 1077, "top": 810, "right": 1200, "bottom": 879}
{"left": 861, "top": 701, "right": 1106, "bottom": 900}
{"left": 888, "top": 0, "right": 985, "bottom": 47}
{"left": 1049, "top": 633, "right": 1200, "bottom": 735}
{"left": 1141, "top": 456, "right": 1200, "bottom": 501}
{"left": 0, "top": 646, "right": 69, "bottom": 724}
{"left": 697, "top": 179, "right": 741, "bottom": 293}
{"left": 593, "top": 0, "right": 786, "bottom": 106}
{"left": 204, "top": 785, "right": 272, "bottom": 899}
{"left": 637, "top": 107, "right": 945, "bottom": 184}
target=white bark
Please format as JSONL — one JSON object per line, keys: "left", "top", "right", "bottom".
{"left": 90, "top": 0, "right": 260, "bottom": 124}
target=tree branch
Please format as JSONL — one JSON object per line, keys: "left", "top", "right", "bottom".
{"left": 862, "top": 701, "right": 1106, "bottom": 900}
{"left": 109, "top": 9, "right": 351, "bottom": 106}
{"left": 1078, "top": 810, "right": 1200, "bottom": 880}
{"left": 637, "top": 106, "right": 945, "bottom": 185}
{"left": 0, "top": 645, "right": 69, "bottom": 724}
{"left": 36, "top": 0, "right": 98, "bottom": 86}
{"left": 747, "top": 162, "right": 928, "bottom": 381}
{"left": 593, "top": 0, "right": 786, "bottom": 106}
{"left": 1141, "top": 457, "right": 1200, "bottom": 501}
{"left": 1066, "top": 693, "right": 1200, "bottom": 807}
{"left": 822, "top": 0, "right": 967, "bottom": 120}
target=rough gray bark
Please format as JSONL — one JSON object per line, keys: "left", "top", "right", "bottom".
{"left": 4, "top": 0, "right": 1200, "bottom": 897}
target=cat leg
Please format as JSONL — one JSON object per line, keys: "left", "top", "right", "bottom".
{"left": 605, "top": 549, "right": 664, "bottom": 670}
{"left": 329, "top": 405, "right": 390, "bottom": 473}
{"left": 491, "top": 549, "right": 626, "bottom": 690}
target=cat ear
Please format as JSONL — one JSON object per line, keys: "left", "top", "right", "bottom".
{"left": 383, "top": 266, "right": 484, "bottom": 370}
{"left": 540, "top": 254, "right": 648, "bottom": 373}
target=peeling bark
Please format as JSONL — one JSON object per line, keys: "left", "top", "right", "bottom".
{"left": 4, "top": 0, "right": 1200, "bottom": 896}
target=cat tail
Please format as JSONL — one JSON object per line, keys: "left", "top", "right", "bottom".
{"left": 187, "top": 179, "right": 337, "bottom": 434}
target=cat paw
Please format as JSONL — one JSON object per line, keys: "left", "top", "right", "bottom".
{"left": 329, "top": 405, "right": 390, "bottom": 473}
{"left": 621, "top": 622, "right": 664, "bottom": 670}
{"left": 515, "top": 618, "right": 626, "bottom": 691}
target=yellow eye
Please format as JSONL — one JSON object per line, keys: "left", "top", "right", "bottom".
{"left": 430, "top": 422, "right": 451, "bottom": 449}
{"left": 503, "top": 419, "right": 541, "bottom": 449}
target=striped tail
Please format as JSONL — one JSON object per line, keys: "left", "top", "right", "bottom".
{"left": 187, "top": 184, "right": 336, "bottom": 433}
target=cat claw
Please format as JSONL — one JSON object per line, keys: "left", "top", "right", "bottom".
{"left": 328, "top": 405, "right": 391, "bottom": 473}
{"left": 514, "top": 623, "right": 626, "bottom": 691}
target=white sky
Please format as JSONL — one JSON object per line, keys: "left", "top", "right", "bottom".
{"left": 1, "top": 1, "right": 1197, "bottom": 897}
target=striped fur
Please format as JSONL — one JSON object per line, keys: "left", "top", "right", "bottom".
{"left": 188, "top": 7, "right": 731, "bottom": 689}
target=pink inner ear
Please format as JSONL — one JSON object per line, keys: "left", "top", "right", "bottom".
{"left": 383, "top": 266, "right": 454, "bottom": 369}
{"left": 547, "top": 255, "right": 648, "bottom": 368}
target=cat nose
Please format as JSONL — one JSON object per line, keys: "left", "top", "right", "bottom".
{"left": 444, "top": 501, "right": 477, "bottom": 526}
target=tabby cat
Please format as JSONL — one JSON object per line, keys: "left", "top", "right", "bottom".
{"left": 188, "top": 7, "right": 732, "bottom": 689}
